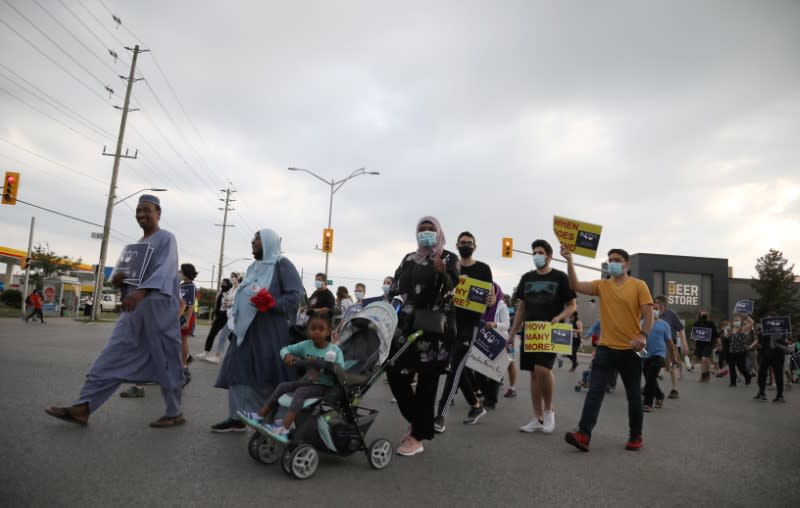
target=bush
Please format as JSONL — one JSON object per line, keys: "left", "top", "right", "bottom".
{"left": 0, "top": 289, "right": 23, "bottom": 308}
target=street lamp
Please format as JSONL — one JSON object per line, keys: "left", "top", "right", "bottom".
{"left": 91, "top": 187, "right": 167, "bottom": 320}
{"left": 114, "top": 187, "right": 167, "bottom": 206}
{"left": 287, "top": 167, "right": 379, "bottom": 277}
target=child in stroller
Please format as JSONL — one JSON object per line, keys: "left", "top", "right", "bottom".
{"left": 238, "top": 301, "right": 401, "bottom": 479}
{"left": 248, "top": 311, "right": 344, "bottom": 441}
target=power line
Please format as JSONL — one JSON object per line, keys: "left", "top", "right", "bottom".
{"left": 0, "top": 64, "right": 116, "bottom": 142}
{"left": 56, "top": 0, "right": 129, "bottom": 68}
{"left": 12, "top": 196, "right": 134, "bottom": 243}
{"left": 2, "top": 0, "right": 114, "bottom": 91}
{"left": 0, "top": 84, "right": 107, "bottom": 145}
{"left": 75, "top": 0, "right": 130, "bottom": 60}
{"left": 0, "top": 16, "right": 112, "bottom": 106}
{"left": 0, "top": 136, "right": 108, "bottom": 185}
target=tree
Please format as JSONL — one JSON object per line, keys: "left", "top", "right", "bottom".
{"left": 28, "top": 243, "right": 82, "bottom": 287}
{"left": 751, "top": 249, "right": 800, "bottom": 323}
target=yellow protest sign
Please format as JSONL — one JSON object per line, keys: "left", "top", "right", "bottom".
{"left": 452, "top": 276, "right": 493, "bottom": 314}
{"left": 553, "top": 215, "right": 603, "bottom": 258}
{"left": 523, "top": 321, "right": 573, "bottom": 354}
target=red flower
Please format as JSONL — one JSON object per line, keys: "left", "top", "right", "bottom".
{"left": 250, "top": 288, "right": 276, "bottom": 312}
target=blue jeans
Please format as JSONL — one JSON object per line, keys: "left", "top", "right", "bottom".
{"left": 578, "top": 346, "right": 643, "bottom": 437}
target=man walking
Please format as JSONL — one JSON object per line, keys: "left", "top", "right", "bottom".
{"left": 508, "top": 239, "right": 576, "bottom": 434}
{"left": 653, "top": 295, "right": 688, "bottom": 399}
{"left": 435, "top": 231, "right": 493, "bottom": 431}
{"left": 563, "top": 246, "right": 653, "bottom": 452}
{"left": 45, "top": 195, "right": 186, "bottom": 428}
{"left": 24, "top": 289, "right": 45, "bottom": 324}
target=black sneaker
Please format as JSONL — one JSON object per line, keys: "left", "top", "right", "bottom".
{"left": 210, "top": 418, "right": 247, "bottom": 433}
{"left": 463, "top": 405, "right": 487, "bottom": 425}
{"left": 753, "top": 393, "right": 767, "bottom": 401}
{"left": 773, "top": 396, "right": 785, "bottom": 403}
{"left": 667, "top": 389, "right": 679, "bottom": 399}
{"left": 119, "top": 385, "right": 145, "bottom": 398}
{"left": 433, "top": 416, "right": 446, "bottom": 433}
{"left": 183, "top": 368, "right": 191, "bottom": 388}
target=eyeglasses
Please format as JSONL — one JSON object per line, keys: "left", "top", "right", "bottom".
{"left": 457, "top": 241, "right": 475, "bottom": 247}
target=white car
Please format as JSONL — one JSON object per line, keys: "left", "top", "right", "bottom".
{"left": 100, "top": 294, "right": 120, "bottom": 312}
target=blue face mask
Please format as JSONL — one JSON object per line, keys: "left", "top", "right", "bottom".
{"left": 417, "top": 231, "right": 438, "bottom": 248}
{"left": 533, "top": 254, "right": 547, "bottom": 269}
{"left": 607, "top": 262, "right": 624, "bottom": 277}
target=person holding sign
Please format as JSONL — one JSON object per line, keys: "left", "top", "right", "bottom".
{"left": 690, "top": 311, "right": 719, "bottom": 383}
{"left": 45, "top": 195, "right": 186, "bottom": 428}
{"left": 435, "top": 231, "right": 493, "bottom": 430}
{"left": 754, "top": 312, "right": 791, "bottom": 403}
{"left": 508, "top": 239, "right": 576, "bottom": 435}
{"left": 387, "top": 216, "right": 459, "bottom": 456}
{"left": 562, "top": 246, "right": 653, "bottom": 452}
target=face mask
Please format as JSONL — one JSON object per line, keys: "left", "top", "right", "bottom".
{"left": 417, "top": 231, "right": 437, "bottom": 248}
{"left": 457, "top": 246, "right": 474, "bottom": 258}
{"left": 533, "top": 254, "right": 547, "bottom": 269}
{"left": 733, "top": 320, "right": 741, "bottom": 328}
{"left": 222, "top": 283, "right": 232, "bottom": 292}
{"left": 653, "top": 310, "right": 660, "bottom": 319}
{"left": 314, "top": 280, "right": 323, "bottom": 289}
{"left": 723, "top": 327, "right": 730, "bottom": 333}
{"left": 607, "top": 262, "right": 624, "bottom": 277}
{"left": 354, "top": 291, "right": 364, "bottom": 300}
{"left": 381, "top": 284, "right": 390, "bottom": 294}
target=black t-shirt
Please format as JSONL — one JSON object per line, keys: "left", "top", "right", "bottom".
{"left": 395, "top": 250, "right": 460, "bottom": 309}
{"left": 308, "top": 288, "right": 335, "bottom": 311}
{"left": 514, "top": 269, "right": 575, "bottom": 322}
{"left": 691, "top": 319, "right": 719, "bottom": 341}
{"left": 455, "top": 260, "right": 493, "bottom": 339}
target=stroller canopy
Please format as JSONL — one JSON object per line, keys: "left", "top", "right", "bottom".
{"left": 337, "top": 301, "right": 396, "bottom": 369}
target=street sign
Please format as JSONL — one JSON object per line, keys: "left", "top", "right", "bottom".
{"left": 91, "top": 232, "right": 104, "bottom": 240}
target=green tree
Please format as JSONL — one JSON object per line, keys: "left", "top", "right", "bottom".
{"left": 751, "top": 249, "right": 800, "bottom": 323}
{"left": 28, "top": 243, "right": 82, "bottom": 287}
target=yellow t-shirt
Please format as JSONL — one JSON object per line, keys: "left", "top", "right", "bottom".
{"left": 591, "top": 277, "right": 653, "bottom": 350}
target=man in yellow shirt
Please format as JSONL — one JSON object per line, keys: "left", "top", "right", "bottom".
{"left": 561, "top": 246, "right": 653, "bottom": 452}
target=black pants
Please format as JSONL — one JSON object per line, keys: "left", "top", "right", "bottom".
{"left": 727, "top": 351, "right": 751, "bottom": 386}
{"left": 642, "top": 356, "right": 665, "bottom": 406}
{"left": 437, "top": 339, "right": 478, "bottom": 417}
{"left": 757, "top": 349, "right": 784, "bottom": 397}
{"left": 25, "top": 308, "right": 44, "bottom": 323}
{"left": 387, "top": 361, "right": 441, "bottom": 441}
{"left": 203, "top": 315, "right": 228, "bottom": 352}
{"left": 473, "top": 372, "right": 500, "bottom": 408}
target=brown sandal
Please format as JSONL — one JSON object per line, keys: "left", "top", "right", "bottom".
{"left": 149, "top": 414, "right": 186, "bottom": 428}
{"left": 45, "top": 406, "right": 88, "bottom": 426}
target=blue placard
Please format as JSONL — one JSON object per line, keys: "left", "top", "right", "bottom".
{"left": 690, "top": 326, "right": 713, "bottom": 342}
{"left": 733, "top": 300, "right": 754, "bottom": 315}
{"left": 180, "top": 283, "right": 196, "bottom": 306}
{"left": 576, "top": 230, "right": 601, "bottom": 251}
{"left": 551, "top": 326, "right": 572, "bottom": 346}
{"left": 468, "top": 285, "right": 489, "bottom": 306}
{"left": 114, "top": 242, "right": 152, "bottom": 285}
{"left": 760, "top": 316, "right": 791, "bottom": 335}
{"left": 473, "top": 325, "right": 507, "bottom": 360}
{"left": 360, "top": 296, "right": 384, "bottom": 307}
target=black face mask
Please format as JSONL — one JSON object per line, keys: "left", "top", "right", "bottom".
{"left": 221, "top": 283, "right": 232, "bottom": 292}
{"left": 458, "top": 246, "right": 474, "bottom": 258}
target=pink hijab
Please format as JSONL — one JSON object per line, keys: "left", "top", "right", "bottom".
{"left": 413, "top": 215, "right": 446, "bottom": 264}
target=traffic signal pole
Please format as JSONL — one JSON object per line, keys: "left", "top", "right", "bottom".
{"left": 92, "top": 45, "right": 143, "bottom": 320}
{"left": 21, "top": 216, "right": 34, "bottom": 318}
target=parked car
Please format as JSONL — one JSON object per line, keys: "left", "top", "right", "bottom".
{"left": 100, "top": 294, "right": 120, "bottom": 312}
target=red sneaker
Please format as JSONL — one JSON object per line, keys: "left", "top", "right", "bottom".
{"left": 625, "top": 434, "right": 643, "bottom": 451}
{"left": 565, "top": 430, "right": 590, "bottom": 452}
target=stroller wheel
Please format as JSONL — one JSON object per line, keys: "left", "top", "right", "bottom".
{"left": 281, "top": 445, "right": 295, "bottom": 475}
{"left": 367, "top": 439, "right": 393, "bottom": 470}
{"left": 289, "top": 444, "right": 319, "bottom": 480}
{"left": 248, "top": 432, "right": 284, "bottom": 465}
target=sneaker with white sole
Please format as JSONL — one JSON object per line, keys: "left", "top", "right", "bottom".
{"left": 433, "top": 416, "right": 446, "bottom": 433}
{"left": 207, "top": 355, "right": 221, "bottom": 364}
{"left": 542, "top": 409, "right": 555, "bottom": 434}
{"left": 520, "top": 418, "right": 544, "bottom": 433}
{"left": 196, "top": 351, "right": 208, "bottom": 360}
{"left": 463, "top": 405, "right": 487, "bottom": 425}
{"left": 397, "top": 438, "right": 424, "bottom": 456}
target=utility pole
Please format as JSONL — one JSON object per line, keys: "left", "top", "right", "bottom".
{"left": 21, "top": 216, "right": 34, "bottom": 318}
{"left": 215, "top": 188, "right": 235, "bottom": 290}
{"left": 92, "top": 45, "right": 147, "bottom": 320}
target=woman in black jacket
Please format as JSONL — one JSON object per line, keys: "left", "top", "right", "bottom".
{"left": 387, "top": 216, "right": 459, "bottom": 457}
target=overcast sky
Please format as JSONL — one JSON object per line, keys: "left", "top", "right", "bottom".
{"left": 1, "top": 0, "right": 798, "bottom": 296}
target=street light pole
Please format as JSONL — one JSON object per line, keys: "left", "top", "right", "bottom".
{"left": 114, "top": 187, "right": 167, "bottom": 206}
{"left": 288, "top": 167, "right": 379, "bottom": 278}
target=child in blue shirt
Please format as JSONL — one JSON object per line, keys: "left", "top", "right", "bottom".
{"left": 643, "top": 309, "right": 672, "bottom": 411}
{"left": 254, "top": 311, "right": 344, "bottom": 441}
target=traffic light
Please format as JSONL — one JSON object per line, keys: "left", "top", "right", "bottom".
{"left": 2, "top": 171, "right": 20, "bottom": 205}
{"left": 321, "top": 228, "right": 334, "bottom": 253}
{"left": 502, "top": 237, "right": 513, "bottom": 258}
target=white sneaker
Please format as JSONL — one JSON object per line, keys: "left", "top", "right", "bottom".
{"left": 542, "top": 410, "right": 555, "bottom": 434}
{"left": 520, "top": 418, "right": 544, "bottom": 433}
{"left": 196, "top": 351, "right": 208, "bottom": 360}
{"left": 207, "top": 355, "right": 221, "bottom": 364}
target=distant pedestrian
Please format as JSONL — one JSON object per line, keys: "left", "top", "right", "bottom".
{"left": 24, "top": 290, "right": 44, "bottom": 324}
{"left": 197, "top": 278, "right": 233, "bottom": 362}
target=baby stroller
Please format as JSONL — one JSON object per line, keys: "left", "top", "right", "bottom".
{"left": 242, "top": 301, "right": 407, "bottom": 479}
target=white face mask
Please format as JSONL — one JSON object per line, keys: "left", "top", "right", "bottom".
{"left": 314, "top": 280, "right": 323, "bottom": 289}
{"left": 354, "top": 291, "right": 364, "bottom": 301}
{"left": 381, "top": 284, "right": 390, "bottom": 294}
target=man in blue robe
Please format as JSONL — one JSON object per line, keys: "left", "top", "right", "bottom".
{"left": 45, "top": 195, "right": 186, "bottom": 428}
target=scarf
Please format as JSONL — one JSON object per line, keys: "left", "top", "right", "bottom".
{"left": 413, "top": 215, "right": 446, "bottom": 264}
{"left": 233, "top": 228, "right": 282, "bottom": 345}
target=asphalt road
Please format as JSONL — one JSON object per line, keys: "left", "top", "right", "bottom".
{"left": 0, "top": 317, "right": 796, "bottom": 507}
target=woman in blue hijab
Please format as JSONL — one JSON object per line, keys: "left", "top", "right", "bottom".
{"left": 212, "top": 229, "right": 304, "bottom": 432}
